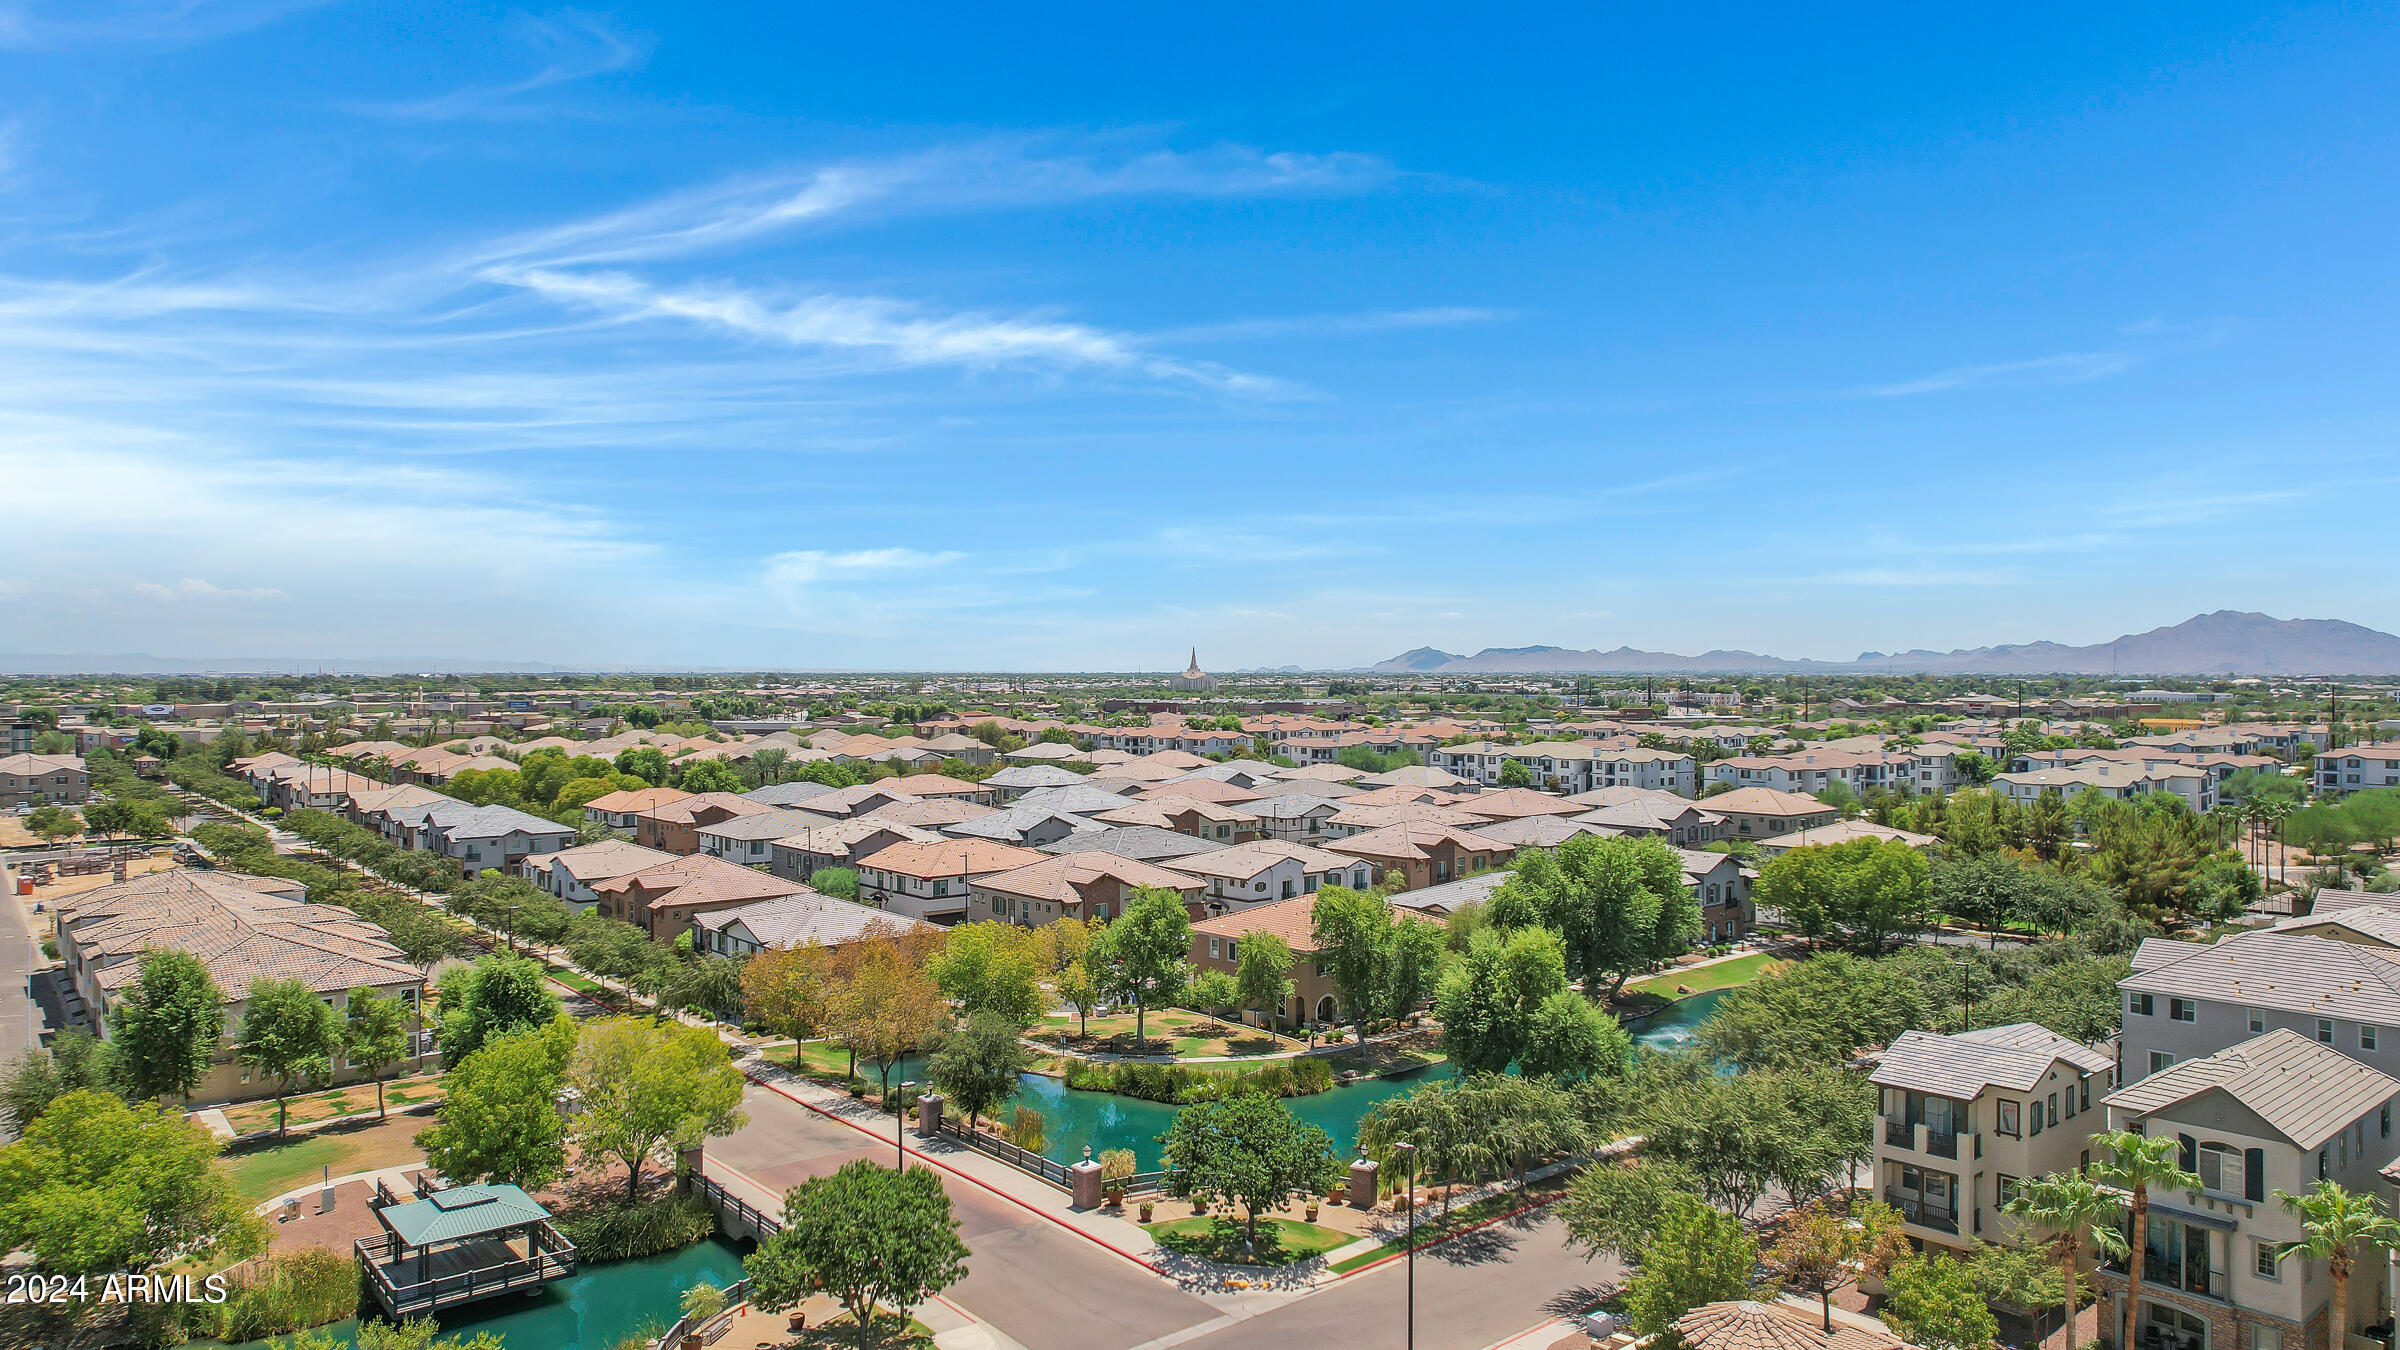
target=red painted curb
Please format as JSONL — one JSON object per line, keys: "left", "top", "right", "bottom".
{"left": 737, "top": 1066, "right": 1166, "bottom": 1275}
{"left": 1332, "top": 1191, "right": 1568, "bottom": 1280}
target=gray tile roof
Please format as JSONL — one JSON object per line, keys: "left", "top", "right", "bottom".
{"left": 1041, "top": 824, "right": 1225, "bottom": 862}
{"left": 1010, "top": 784, "right": 1145, "bottom": 817}
{"left": 742, "top": 782, "right": 837, "bottom": 807}
{"left": 983, "top": 765, "right": 1086, "bottom": 790}
{"left": 697, "top": 808, "right": 830, "bottom": 842}
{"left": 1390, "top": 870, "right": 1509, "bottom": 916}
{"left": 60, "top": 869, "right": 421, "bottom": 998}
{"left": 1471, "top": 815, "right": 1607, "bottom": 848}
{"left": 1872, "top": 1024, "right": 2112, "bottom": 1097}
{"left": 2105, "top": 1028, "right": 2400, "bottom": 1150}
{"left": 1243, "top": 793, "right": 1347, "bottom": 820}
{"left": 2122, "top": 929, "right": 2400, "bottom": 1022}
{"left": 2276, "top": 903, "right": 2400, "bottom": 948}
{"left": 691, "top": 892, "right": 939, "bottom": 949}
{"left": 941, "top": 805, "right": 1104, "bottom": 844}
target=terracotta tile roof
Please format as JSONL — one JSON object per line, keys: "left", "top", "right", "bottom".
{"left": 1454, "top": 787, "right": 1589, "bottom": 821}
{"left": 589, "top": 853, "right": 809, "bottom": 913}
{"left": 1325, "top": 822, "right": 1517, "bottom": 863}
{"left": 862, "top": 798, "right": 996, "bottom": 827}
{"left": 770, "top": 818, "right": 940, "bottom": 855}
{"left": 528, "top": 838, "right": 678, "bottom": 883}
{"left": 1672, "top": 1301, "right": 1898, "bottom": 1350}
{"left": 59, "top": 869, "right": 420, "bottom": 998}
{"left": 975, "top": 851, "right": 1206, "bottom": 903}
{"left": 692, "top": 894, "right": 941, "bottom": 948}
{"left": 888, "top": 772, "right": 992, "bottom": 799}
{"left": 584, "top": 786, "right": 693, "bottom": 814}
{"left": 863, "top": 838, "right": 1048, "bottom": 878}
{"left": 1702, "top": 786, "right": 1837, "bottom": 817}
{"left": 1337, "top": 785, "right": 1470, "bottom": 809}
{"left": 1137, "top": 779, "right": 1263, "bottom": 806}
{"left": 1327, "top": 802, "right": 1485, "bottom": 832}
{"left": 1188, "top": 897, "right": 1322, "bottom": 950}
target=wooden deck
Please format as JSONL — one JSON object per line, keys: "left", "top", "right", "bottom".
{"left": 357, "top": 1225, "right": 577, "bottom": 1318}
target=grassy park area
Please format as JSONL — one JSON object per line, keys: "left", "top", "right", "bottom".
{"left": 1032, "top": 1008, "right": 1306, "bottom": 1059}
{"left": 220, "top": 1072, "right": 444, "bottom": 1134}
{"left": 220, "top": 1112, "right": 429, "bottom": 1202}
{"left": 1620, "top": 952, "right": 1787, "bottom": 1002}
{"left": 1144, "top": 1214, "right": 1351, "bottom": 1266}
{"left": 1324, "top": 1175, "right": 1573, "bottom": 1274}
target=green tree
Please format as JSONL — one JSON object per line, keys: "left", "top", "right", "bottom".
{"left": 569, "top": 1016, "right": 748, "bottom": 1205}
{"left": 925, "top": 1010, "right": 1034, "bottom": 1133}
{"left": 1560, "top": 1157, "right": 1702, "bottom": 1262}
{"left": 2273, "top": 1181, "right": 2400, "bottom": 1350}
{"left": 2090, "top": 1129, "right": 2203, "bottom": 1350}
{"left": 669, "top": 954, "right": 747, "bottom": 1023}
{"left": 614, "top": 747, "right": 669, "bottom": 786}
{"left": 415, "top": 1018, "right": 577, "bottom": 1190}
{"left": 746, "top": 1160, "right": 969, "bottom": 1350}
{"left": 1765, "top": 1195, "right": 1909, "bottom": 1332}
{"left": 927, "top": 921, "right": 1048, "bottom": 1027}
{"left": 672, "top": 758, "right": 743, "bottom": 794}
{"left": 0, "top": 1028, "right": 115, "bottom": 1134}
{"left": 26, "top": 804, "right": 81, "bottom": 844}
{"left": 1520, "top": 989, "right": 1631, "bottom": 1081}
{"left": 1383, "top": 915, "right": 1448, "bottom": 1021}
{"left": 1158, "top": 1094, "right": 1340, "bottom": 1255}
{"left": 1090, "top": 886, "right": 1192, "bottom": 1050}
{"left": 0, "top": 1090, "right": 260, "bottom": 1276}
{"left": 107, "top": 949, "right": 225, "bottom": 1102}
{"left": 236, "top": 976, "right": 344, "bottom": 1136}
{"left": 1755, "top": 838, "right": 1930, "bottom": 954}
{"left": 1881, "top": 1252, "right": 1999, "bottom": 1350}
{"left": 1310, "top": 885, "right": 1394, "bottom": 1044}
{"left": 1623, "top": 1196, "right": 1755, "bottom": 1345}
{"left": 1435, "top": 926, "right": 1569, "bottom": 1074}
{"left": 437, "top": 956, "right": 563, "bottom": 1066}
{"left": 1498, "top": 759, "right": 1535, "bottom": 787}
{"left": 343, "top": 987, "right": 415, "bottom": 1120}
{"left": 1695, "top": 952, "right": 1928, "bottom": 1072}
{"left": 1188, "top": 968, "right": 1242, "bottom": 1027}
{"left": 1233, "top": 931, "right": 1296, "bottom": 1028}
{"left": 809, "top": 866, "right": 860, "bottom": 899}
{"left": 2004, "top": 1169, "right": 2121, "bottom": 1350}
{"left": 1496, "top": 833, "right": 1697, "bottom": 997}
{"left": 1053, "top": 960, "right": 1102, "bottom": 1038}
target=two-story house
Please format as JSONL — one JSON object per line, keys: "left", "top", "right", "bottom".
{"left": 2314, "top": 744, "right": 2400, "bottom": 799}
{"left": 1161, "top": 839, "right": 1371, "bottom": 916}
{"left": 970, "top": 850, "right": 1207, "bottom": 926}
{"left": 0, "top": 752, "right": 91, "bottom": 808}
{"left": 1324, "top": 822, "right": 1515, "bottom": 893}
{"left": 855, "top": 838, "right": 1047, "bottom": 923}
{"left": 2118, "top": 924, "right": 2400, "bottom": 1087}
{"left": 518, "top": 838, "right": 677, "bottom": 908}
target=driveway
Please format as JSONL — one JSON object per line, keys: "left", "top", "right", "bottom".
{"left": 0, "top": 892, "right": 40, "bottom": 1073}
{"left": 711, "top": 1085, "right": 1221, "bottom": 1350}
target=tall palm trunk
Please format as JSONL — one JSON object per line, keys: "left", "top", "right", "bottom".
{"left": 2332, "top": 1255, "right": 2352, "bottom": 1350}
{"left": 2122, "top": 1191, "right": 2150, "bottom": 1350}
{"left": 2054, "top": 1238, "right": 2079, "bottom": 1350}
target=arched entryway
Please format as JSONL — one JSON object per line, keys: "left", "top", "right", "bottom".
{"left": 1315, "top": 995, "right": 1337, "bottom": 1023}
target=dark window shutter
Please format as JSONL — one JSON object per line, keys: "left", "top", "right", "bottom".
{"left": 2178, "top": 1133, "right": 2198, "bottom": 1173}
{"left": 2245, "top": 1147, "right": 2265, "bottom": 1201}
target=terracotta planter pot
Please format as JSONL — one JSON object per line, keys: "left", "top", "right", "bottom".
{"left": 1139, "top": 1200, "right": 1154, "bottom": 1222}
{"left": 1305, "top": 1203, "right": 1319, "bottom": 1222}
{"left": 1104, "top": 1187, "right": 1123, "bottom": 1207}
{"left": 787, "top": 1312, "right": 808, "bottom": 1332}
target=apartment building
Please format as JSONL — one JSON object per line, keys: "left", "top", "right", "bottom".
{"left": 2118, "top": 920, "right": 2400, "bottom": 1087}
{"left": 2100, "top": 1030, "right": 2400, "bottom": 1350}
{"left": 1703, "top": 748, "right": 1913, "bottom": 798}
{"left": 0, "top": 752, "right": 88, "bottom": 808}
{"left": 2313, "top": 744, "right": 2400, "bottom": 798}
{"left": 1700, "top": 786, "right": 1841, "bottom": 838}
{"left": 1868, "top": 1024, "right": 2116, "bottom": 1255}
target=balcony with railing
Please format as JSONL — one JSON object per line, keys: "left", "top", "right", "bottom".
{"left": 1883, "top": 1187, "right": 1959, "bottom": 1234}
{"left": 1880, "top": 1117, "right": 1975, "bottom": 1161}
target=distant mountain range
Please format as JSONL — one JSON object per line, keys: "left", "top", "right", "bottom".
{"left": 1370, "top": 612, "right": 2400, "bottom": 677}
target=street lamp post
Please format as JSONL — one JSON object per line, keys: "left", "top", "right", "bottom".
{"left": 1393, "top": 1141, "right": 1417, "bottom": 1350}
{"left": 898, "top": 1080, "right": 917, "bottom": 1171}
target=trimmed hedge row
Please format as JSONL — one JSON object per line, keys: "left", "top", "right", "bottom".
{"left": 1061, "top": 1055, "right": 1334, "bottom": 1103}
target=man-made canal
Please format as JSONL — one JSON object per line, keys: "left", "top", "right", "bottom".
{"left": 231, "top": 989, "right": 1733, "bottom": 1348}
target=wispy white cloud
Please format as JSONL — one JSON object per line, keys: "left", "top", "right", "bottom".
{"left": 470, "top": 137, "right": 1398, "bottom": 268}
{"left": 1853, "top": 349, "right": 2135, "bottom": 398}
{"left": 0, "top": 0, "right": 324, "bottom": 50}
{"left": 1151, "top": 306, "right": 1512, "bottom": 344}
{"left": 761, "top": 548, "right": 963, "bottom": 590}
{"left": 131, "top": 577, "right": 288, "bottom": 604}
{"left": 362, "top": 10, "right": 646, "bottom": 121}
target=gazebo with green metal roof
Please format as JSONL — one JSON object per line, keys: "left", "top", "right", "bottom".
{"left": 356, "top": 1182, "right": 578, "bottom": 1318}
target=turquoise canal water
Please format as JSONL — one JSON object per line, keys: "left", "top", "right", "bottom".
{"left": 231, "top": 990, "right": 1732, "bottom": 1349}
{"left": 922, "top": 986, "right": 1734, "bottom": 1172}
{"left": 222, "top": 1237, "right": 750, "bottom": 1350}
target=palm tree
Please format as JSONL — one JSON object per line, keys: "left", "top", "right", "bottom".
{"left": 2089, "top": 1129, "right": 2201, "bottom": 1350}
{"left": 2275, "top": 1181, "right": 2400, "bottom": 1349}
{"left": 2004, "top": 1169, "right": 2123, "bottom": 1350}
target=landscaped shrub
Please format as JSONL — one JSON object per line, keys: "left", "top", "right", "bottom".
{"left": 1007, "top": 1106, "right": 1046, "bottom": 1152}
{"left": 552, "top": 1192, "right": 716, "bottom": 1261}
{"left": 187, "top": 1248, "right": 362, "bottom": 1341}
{"left": 1061, "top": 1056, "right": 1333, "bottom": 1103}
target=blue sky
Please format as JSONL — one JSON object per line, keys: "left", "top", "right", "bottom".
{"left": 3, "top": 3, "right": 2396, "bottom": 670}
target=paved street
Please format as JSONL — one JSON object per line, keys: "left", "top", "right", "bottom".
{"left": 1167, "top": 1213, "right": 1617, "bottom": 1350}
{"left": 711, "top": 1085, "right": 1222, "bottom": 1350}
{"left": 0, "top": 892, "right": 40, "bottom": 1073}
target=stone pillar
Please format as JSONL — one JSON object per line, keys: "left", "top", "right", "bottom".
{"left": 1347, "top": 1158, "right": 1379, "bottom": 1210}
{"left": 677, "top": 1146, "right": 704, "bottom": 1191}
{"left": 1069, "top": 1156, "right": 1104, "bottom": 1210}
{"left": 916, "top": 1091, "right": 944, "bottom": 1137}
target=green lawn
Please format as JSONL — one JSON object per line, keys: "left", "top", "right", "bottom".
{"left": 1325, "top": 1177, "right": 1570, "bottom": 1274}
{"left": 1034, "top": 1009, "right": 1303, "bottom": 1060}
{"left": 220, "top": 1114, "right": 429, "bottom": 1202}
{"left": 1621, "top": 952, "right": 1787, "bottom": 1000}
{"left": 1145, "top": 1215, "right": 1351, "bottom": 1266}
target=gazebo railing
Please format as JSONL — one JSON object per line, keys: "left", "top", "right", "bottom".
{"left": 356, "top": 1220, "right": 577, "bottom": 1318}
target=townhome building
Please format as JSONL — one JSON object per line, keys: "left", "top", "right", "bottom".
{"left": 519, "top": 838, "right": 677, "bottom": 908}
{"left": 691, "top": 893, "right": 941, "bottom": 960}
{"left": 2117, "top": 918, "right": 2400, "bottom": 1087}
{"left": 589, "top": 853, "right": 812, "bottom": 942}
{"left": 2314, "top": 743, "right": 2400, "bottom": 798}
{"left": 1453, "top": 787, "right": 1588, "bottom": 825}
{"left": 765, "top": 819, "right": 938, "bottom": 883}
{"left": 54, "top": 869, "right": 432, "bottom": 1104}
{"left": 2099, "top": 1030, "right": 2400, "bottom": 1350}
{"left": 408, "top": 801, "right": 576, "bottom": 879}
{"left": 634, "top": 791, "right": 777, "bottom": 854}
{"left": 1161, "top": 839, "right": 1370, "bottom": 915}
{"left": 1040, "top": 824, "right": 1226, "bottom": 866}
{"left": 1868, "top": 1024, "right": 2116, "bottom": 1258}
{"left": 1093, "top": 797, "right": 1261, "bottom": 843}
{"left": 940, "top": 805, "right": 1099, "bottom": 848}
{"left": 1700, "top": 787, "right": 1841, "bottom": 839}
{"left": 1679, "top": 849, "right": 1754, "bottom": 942}
{"left": 970, "top": 850, "right": 1207, "bottom": 926}
{"left": 1324, "top": 822, "right": 1515, "bottom": 892}
{"left": 0, "top": 752, "right": 89, "bottom": 807}
{"left": 1323, "top": 801, "right": 1485, "bottom": 838}
{"left": 582, "top": 786, "right": 691, "bottom": 831}
{"left": 856, "top": 839, "right": 1048, "bottom": 923}
{"left": 259, "top": 762, "right": 383, "bottom": 814}
{"left": 1997, "top": 761, "right": 2217, "bottom": 814}
{"left": 983, "top": 764, "right": 1088, "bottom": 801}
{"left": 696, "top": 808, "right": 830, "bottom": 868}
{"left": 1243, "top": 793, "right": 1346, "bottom": 842}
{"left": 1187, "top": 897, "right": 1423, "bottom": 1028}
{"left": 1573, "top": 796, "right": 1723, "bottom": 847}
{"left": 1704, "top": 748, "right": 1913, "bottom": 798}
